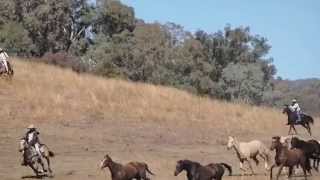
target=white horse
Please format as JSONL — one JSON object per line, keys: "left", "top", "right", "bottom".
{"left": 227, "top": 136, "right": 271, "bottom": 175}
{"left": 19, "top": 138, "right": 54, "bottom": 177}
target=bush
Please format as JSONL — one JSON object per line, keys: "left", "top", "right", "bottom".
{"left": 41, "top": 52, "right": 87, "bottom": 73}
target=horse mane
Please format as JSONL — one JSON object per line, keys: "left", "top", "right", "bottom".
{"left": 230, "top": 137, "right": 246, "bottom": 160}
{"left": 179, "top": 160, "right": 201, "bottom": 168}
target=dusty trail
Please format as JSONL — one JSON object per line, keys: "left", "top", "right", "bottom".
{"left": 1, "top": 119, "right": 319, "bottom": 180}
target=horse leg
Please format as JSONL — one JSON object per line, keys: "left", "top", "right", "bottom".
{"left": 276, "top": 164, "right": 284, "bottom": 180}
{"left": 288, "top": 166, "right": 293, "bottom": 178}
{"left": 252, "top": 156, "right": 259, "bottom": 166}
{"left": 259, "top": 154, "right": 269, "bottom": 170}
{"left": 269, "top": 164, "right": 276, "bottom": 180}
{"left": 291, "top": 125, "right": 298, "bottom": 135}
{"left": 246, "top": 160, "right": 255, "bottom": 175}
{"left": 45, "top": 156, "right": 53, "bottom": 175}
{"left": 29, "top": 163, "right": 40, "bottom": 177}
{"left": 239, "top": 161, "right": 247, "bottom": 176}
{"left": 288, "top": 125, "right": 292, "bottom": 135}
{"left": 38, "top": 157, "right": 47, "bottom": 173}
{"left": 306, "top": 123, "right": 312, "bottom": 136}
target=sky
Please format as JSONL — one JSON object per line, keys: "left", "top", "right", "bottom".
{"left": 120, "top": 0, "right": 320, "bottom": 80}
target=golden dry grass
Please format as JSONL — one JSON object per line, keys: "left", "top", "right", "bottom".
{"left": 0, "top": 58, "right": 291, "bottom": 135}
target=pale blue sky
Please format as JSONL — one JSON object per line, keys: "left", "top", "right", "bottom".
{"left": 120, "top": 0, "right": 320, "bottom": 80}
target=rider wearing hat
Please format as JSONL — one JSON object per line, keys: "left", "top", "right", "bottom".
{"left": 0, "top": 48, "right": 9, "bottom": 73}
{"left": 21, "top": 124, "right": 43, "bottom": 166}
{"left": 289, "top": 99, "right": 301, "bottom": 123}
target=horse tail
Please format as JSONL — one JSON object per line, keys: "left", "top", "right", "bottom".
{"left": 219, "top": 163, "right": 232, "bottom": 176}
{"left": 48, "top": 151, "right": 55, "bottom": 157}
{"left": 308, "top": 116, "right": 314, "bottom": 125}
{"left": 42, "top": 144, "right": 55, "bottom": 157}
{"left": 145, "top": 164, "right": 155, "bottom": 175}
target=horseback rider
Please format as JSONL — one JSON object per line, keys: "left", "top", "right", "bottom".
{"left": 289, "top": 99, "right": 302, "bottom": 123}
{"left": 0, "top": 48, "right": 9, "bottom": 73}
{"left": 21, "top": 124, "right": 44, "bottom": 166}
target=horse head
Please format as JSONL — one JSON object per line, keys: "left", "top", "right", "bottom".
{"left": 282, "top": 104, "right": 290, "bottom": 114}
{"left": 270, "top": 136, "right": 281, "bottom": 151}
{"left": 174, "top": 160, "right": 184, "bottom": 176}
{"left": 100, "top": 154, "right": 112, "bottom": 169}
{"left": 227, "top": 136, "right": 235, "bottom": 150}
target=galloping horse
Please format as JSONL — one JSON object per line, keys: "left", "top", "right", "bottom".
{"left": 19, "top": 138, "right": 54, "bottom": 177}
{"left": 283, "top": 105, "right": 314, "bottom": 136}
{"left": 227, "top": 136, "right": 271, "bottom": 175}
{"left": 100, "top": 154, "right": 154, "bottom": 180}
{"left": 269, "top": 136, "right": 309, "bottom": 180}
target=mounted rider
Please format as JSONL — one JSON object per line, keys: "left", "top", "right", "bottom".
{"left": 21, "top": 124, "right": 44, "bottom": 166}
{"left": 289, "top": 99, "right": 302, "bottom": 123}
{"left": 0, "top": 48, "right": 9, "bottom": 73}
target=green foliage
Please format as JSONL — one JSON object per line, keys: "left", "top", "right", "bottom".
{"left": 0, "top": 0, "right": 282, "bottom": 105}
{"left": 94, "top": 0, "right": 135, "bottom": 36}
{"left": 217, "top": 63, "right": 267, "bottom": 104}
{"left": 0, "top": 22, "right": 33, "bottom": 56}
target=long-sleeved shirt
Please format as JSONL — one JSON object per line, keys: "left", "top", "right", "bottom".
{"left": 289, "top": 103, "right": 301, "bottom": 113}
{"left": 0, "top": 51, "right": 9, "bottom": 61}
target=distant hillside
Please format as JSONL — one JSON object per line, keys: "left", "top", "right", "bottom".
{"left": 0, "top": 59, "right": 285, "bottom": 135}
{"left": 269, "top": 78, "right": 320, "bottom": 116}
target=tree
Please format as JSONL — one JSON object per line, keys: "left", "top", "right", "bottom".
{"left": 217, "top": 63, "right": 267, "bottom": 104}
{"left": 93, "top": 0, "right": 135, "bottom": 36}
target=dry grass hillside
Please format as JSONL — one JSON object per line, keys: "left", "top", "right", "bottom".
{"left": 2, "top": 59, "right": 284, "bottom": 133}
{"left": 1, "top": 59, "right": 318, "bottom": 180}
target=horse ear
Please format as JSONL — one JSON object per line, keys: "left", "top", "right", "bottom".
{"left": 105, "top": 154, "right": 111, "bottom": 160}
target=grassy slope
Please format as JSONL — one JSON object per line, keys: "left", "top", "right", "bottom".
{"left": 0, "top": 59, "right": 287, "bottom": 135}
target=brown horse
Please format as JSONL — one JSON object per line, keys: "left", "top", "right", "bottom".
{"left": 269, "top": 136, "right": 309, "bottom": 180}
{"left": 174, "top": 160, "right": 216, "bottom": 180}
{"left": 100, "top": 154, "right": 154, "bottom": 180}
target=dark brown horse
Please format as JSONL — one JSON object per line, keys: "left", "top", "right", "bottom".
{"left": 283, "top": 105, "right": 314, "bottom": 136}
{"left": 269, "top": 136, "right": 309, "bottom": 180}
{"left": 206, "top": 163, "right": 232, "bottom": 180}
{"left": 291, "top": 137, "right": 320, "bottom": 171}
{"left": 174, "top": 160, "right": 218, "bottom": 180}
{"left": 100, "top": 154, "right": 154, "bottom": 180}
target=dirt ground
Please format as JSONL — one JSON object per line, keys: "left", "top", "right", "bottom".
{"left": 1, "top": 117, "right": 319, "bottom": 180}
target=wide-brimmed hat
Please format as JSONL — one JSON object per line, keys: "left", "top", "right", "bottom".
{"left": 292, "top": 99, "right": 297, "bottom": 103}
{"left": 27, "top": 124, "right": 36, "bottom": 129}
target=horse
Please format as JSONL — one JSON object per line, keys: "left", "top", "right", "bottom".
{"left": 227, "top": 136, "right": 270, "bottom": 175}
{"left": 206, "top": 162, "right": 232, "bottom": 180}
{"left": 0, "top": 61, "right": 14, "bottom": 78}
{"left": 269, "top": 136, "right": 309, "bottom": 180}
{"left": 174, "top": 160, "right": 216, "bottom": 180}
{"left": 100, "top": 154, "right": 154, "bottom": 180}
{"left": 283, "top": 105, "right": 314, "bottom": 136}
{"left": 291, "top": 137, "right": 320, "bottom": 171}
{"left": 19, "top": 138, "right": 54, "bottom": 177}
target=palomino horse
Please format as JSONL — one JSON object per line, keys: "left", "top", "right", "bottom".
{"left": 100, "top": 154, "right": 154, "bottom": 180}
{"left": 269, "top": 136, "right": 309, "bottom": 180}
{"left": 0, "top": 61, "right": 14, "bottom": 78}
{"left": 227, "top": 136, "right": 270, "bottom": 175}
{"left": 283, "top": 105, "right": 314, "bottom": 136}
{"left": 19, "top": 139, "right": 54, "bottom": 177}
